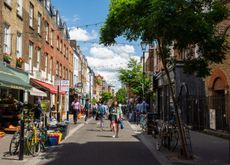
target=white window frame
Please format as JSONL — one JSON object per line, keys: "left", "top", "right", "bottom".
{"left": 29, "top": 3, "right": 34, "bottom": 27}
{"left": 29, "top": 42, "right": 33, "bottom": 73}
{"left": 50, "top": 29, "right": 54, "bottom": 46}
{"left": 45, "top": 22, "right": 49, "bottom": 42}
{"left": 3, "top": 24, "right": 11, "bottom": 54}
{"left": 16, "top": 0, "right": 23, "bottom": 16}
{"left": 56, "top": 62, "right": 59, "bottom": 77}
{"left": 37, "top": 13, "right": 41, "bottom": 34}
{"left": 45, "top": 54, "right": 48, "bottom": 78}
{"left": 16, "top": 32, "right": 22, "bottom": 58}
{"left": 4, "top": 0, "right": 11, "bottom": 6}
{"left": 50, "top": 57, "right": 53, "bottom": 81}
{"left": 37, "top": 48, "right": 41, "bottom": 70}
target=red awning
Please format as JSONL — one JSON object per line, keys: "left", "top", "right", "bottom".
{"left": 31, "top": 78, "right": 66, "bottom": 95}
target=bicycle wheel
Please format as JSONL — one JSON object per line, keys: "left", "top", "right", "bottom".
{"left": 170, "top": 129, "right": 179, "bottom": 152}
{"left": 26, "top": 132, "right": 41, "bottom": 157}
{"left": 156, "top": 133, "right": 162, "bottom": 151}
{"left": 9, "top": 131, "right": 20, "bottom": 155}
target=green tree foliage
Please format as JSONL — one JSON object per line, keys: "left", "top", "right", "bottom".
{"left": 119, "top": 58, "right": 150, "bottom": 97}
{"left": 100, "top": 0, "right": 229, "bottom": 158}
{"left": 116, "top": 88, "right": 127, "bottom": 104}
{"left": 100, "top": 0, "right": 229, "bottom": 77}
{"left": 100, "top": 91, "right": 113, "bottom": 103}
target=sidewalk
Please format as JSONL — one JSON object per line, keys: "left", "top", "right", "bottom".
{"left": 128, "top": 122, "right": 230, "bottom": 165}
{"left": 0, "top": 117, "right": 87, "bottom": 165}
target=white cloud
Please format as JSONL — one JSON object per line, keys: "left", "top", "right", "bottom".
{"left": 86, "top": 44, "right": 139, "bottom": 90}
{"left": 69, "top": 27, "right": 97, "bottom": 41}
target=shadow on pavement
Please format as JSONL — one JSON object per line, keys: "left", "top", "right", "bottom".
{"left": 37, "top": 136, "right": 161, "bottom": 165}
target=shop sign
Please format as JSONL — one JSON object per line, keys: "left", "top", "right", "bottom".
{"left": 61, "top": 80, "right": 69, "bottom": 92}
{"left": 209, "top": 109, "right": 216, "bottom": 130}
{"left": 41, "top": 100, "right": 50, "bottom": 112}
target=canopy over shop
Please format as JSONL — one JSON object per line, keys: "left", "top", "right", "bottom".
{"left": 0, "top": 62, "right": 31, "bottom": 132}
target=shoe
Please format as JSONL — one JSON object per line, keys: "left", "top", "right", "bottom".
{"left": 115, "top": 135, "right": 119, "bottom": 138}
{"left": 112, "top": 135, "right": 116, "bottom": 138}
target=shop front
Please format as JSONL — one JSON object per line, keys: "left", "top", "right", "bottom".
{"left": 0, "top": 62, "right": 31, "bottom": 132}
{"left": 30, "top": 78, "right": 66, "bottom": 121}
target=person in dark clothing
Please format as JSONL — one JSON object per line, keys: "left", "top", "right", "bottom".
{"left": 84, "top": 98, "right": 90, "bottom": 123}
{"left": 34, "top": 104, "right": 43, "bottom": 120}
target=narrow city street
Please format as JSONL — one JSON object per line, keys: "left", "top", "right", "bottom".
{"left": 35, "top": 119, "right": 160, "bottom": 165}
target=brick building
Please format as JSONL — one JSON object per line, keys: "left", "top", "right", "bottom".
{"left": 204, "top": 1, "right": 230, "bottom": 131}
{"left": 0, "top": 0, "right": 74, "bottom": 118}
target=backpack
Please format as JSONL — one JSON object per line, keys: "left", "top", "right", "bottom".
{"left": 98, "top": 105, "right": 105, "bottom": 115}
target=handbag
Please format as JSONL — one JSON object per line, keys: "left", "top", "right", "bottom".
{"left": 119, "top": 119, "right": 124, "bottom": 129}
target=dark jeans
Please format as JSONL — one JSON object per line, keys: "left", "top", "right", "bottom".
{"left": 73, "top": 110, "right": 78, "bottom": 123}
{"left": 85, "top": 110, "right": 88, "bottom": 121}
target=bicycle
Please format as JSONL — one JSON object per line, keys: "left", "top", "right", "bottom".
{"left": 155, "top": 121, "right": 179, "bottom": 151}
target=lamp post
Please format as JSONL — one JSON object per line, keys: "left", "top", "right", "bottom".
{"left": 141, "top": 41, "right": 148, "bottom": 101}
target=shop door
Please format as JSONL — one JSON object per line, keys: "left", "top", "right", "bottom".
{"left": 214, "top": 90, "right": 226, "bottom": 130}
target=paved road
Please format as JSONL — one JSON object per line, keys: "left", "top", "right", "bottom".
{"left": 37, "top": 119, "right": 161, "bottom": 165}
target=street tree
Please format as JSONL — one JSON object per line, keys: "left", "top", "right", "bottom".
{"left": 116, "top": 88, "right": 127, "bottom": 104}
{"left": 100, "top": 0, "right": 229, "bottom": 158}
{"left": 119, "top": 58, "right": 150, "bottom": 98}
{"left": 100, "top": 91, "right": 113, "bottom": 103}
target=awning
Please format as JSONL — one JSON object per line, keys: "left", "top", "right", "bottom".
{"left": 31, "top": 78, "right": 65, "bottom": 95}
{"left": 29, "top": 87, "right": 47, "bottom": 97}
{"left": 0, "top": 62, "right": 31, "bottom": 90}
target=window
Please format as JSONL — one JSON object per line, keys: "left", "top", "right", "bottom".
{"left": 50, "top": 57, "right": 53, "bottom": 81}
{"left": 16, "top": 32, "right": 22, "bottom": 58}
{"left": 29, "top": 42, "right": 33, "bottom": 73}
{"left": 63, "top": 45, "right": 66, "bottom": 56}
{"left": 63, "top": 66, "right": 66, "bottom": 79}
{"left": 57, "top": 36, "right": 59, "bottom": 49}
{"left": 56, "top": 61, "right": 59, "bottom": 77}
{"left": 45, "top": 53, "right": 48, "bottom": 78}
{"left": 50, "top": 29, "right": 54, "bottom": 46}
{"left": 60, "top": 40, "right": 62, "bottom": 52}
{"left": 37, "top": 13, "right": 41, "bottom": 34}
{"left": 45, "top": 22, "right": 49, "bottom": 42}
{"left": 29, "top": 3, "right": 34, "bottom": 27}
{"left": 16, "top": 0, "right": 23, "bottom": 16}
{"left": 3, "top": 24, "right": 11, "bottom": 54}
{"left": 4, "top": 0, "right": 11, "bottom": 6}
{"left": 37, "top": 48, "right": 41, "bottom": 70}
{"left": 60, "top": 64, "right": 62, "bottom": 78}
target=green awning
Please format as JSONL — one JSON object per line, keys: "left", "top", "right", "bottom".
{"left": 0, "top": 62, "right": 31, "bottom": 90}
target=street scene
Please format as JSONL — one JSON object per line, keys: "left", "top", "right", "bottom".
{"left": 0, "top": 0, "right": 230, "bottom": 165}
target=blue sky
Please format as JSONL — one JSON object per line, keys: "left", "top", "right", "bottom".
{"left": 52, "top": 0, "right": 142, "bottom": 89}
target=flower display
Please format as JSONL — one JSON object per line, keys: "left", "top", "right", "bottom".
{"left": 3, "top": 53, "right": 12, "bottom": 63}
{"left": 16, "top": 57, "right": 24, "bottom": 68}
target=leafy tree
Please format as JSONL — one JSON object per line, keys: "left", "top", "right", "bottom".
{"left": 100, "top": 91, "right": 113, "bottom": 103}
{"left": 100, "top": 0, "right": 229, "bottom": 158}
{"left": 116, "top": 88, "right": 127, "bottom": 104}
{"left": 119, "top": 58, "right": 150, "bottom": 98}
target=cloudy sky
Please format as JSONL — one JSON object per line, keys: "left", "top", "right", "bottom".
{"left": 52, "top": 0, "right": 141, "bottom": 89}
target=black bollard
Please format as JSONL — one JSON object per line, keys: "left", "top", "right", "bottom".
{"left": 19, "top": 119, "right": 24, "bottom": 160}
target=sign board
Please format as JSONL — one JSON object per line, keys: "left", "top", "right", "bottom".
{"left": 41, "top": 100, "right": 50, "bottom": 112}
{"left": 60, "top": 80, "right": 69, "bottom": 92}
{"left": 209, "top": 109, "right": 216, "bottom": 130}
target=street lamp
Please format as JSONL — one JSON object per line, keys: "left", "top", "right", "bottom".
{"left": 141, "top": 41, "right": 148, "bottom": 101}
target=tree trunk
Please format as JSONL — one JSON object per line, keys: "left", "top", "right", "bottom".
{"left": 157, "top": 38, "right": 190, "bottom": 158}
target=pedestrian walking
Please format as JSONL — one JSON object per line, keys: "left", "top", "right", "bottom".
{"left": 109, "top": 100, "right": 123, "bottom": 138}
{"left": 92, "top": 103, "right": 97, "bottom": 118}
{"left": 84, "top": 98, "right": 90, "bottom": 124}
{"left": 98, "top": 101, "right": 106, "bottom": 130}
{"left": 71, "top": 97, "right": 80, "bottom": 124}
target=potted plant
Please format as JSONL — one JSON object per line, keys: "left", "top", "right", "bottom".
{"left": 16, "top": 57, "right": 24, "bottom": 68}
{"left": 3, "top": 53, "right": 12, "bottom": 64}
